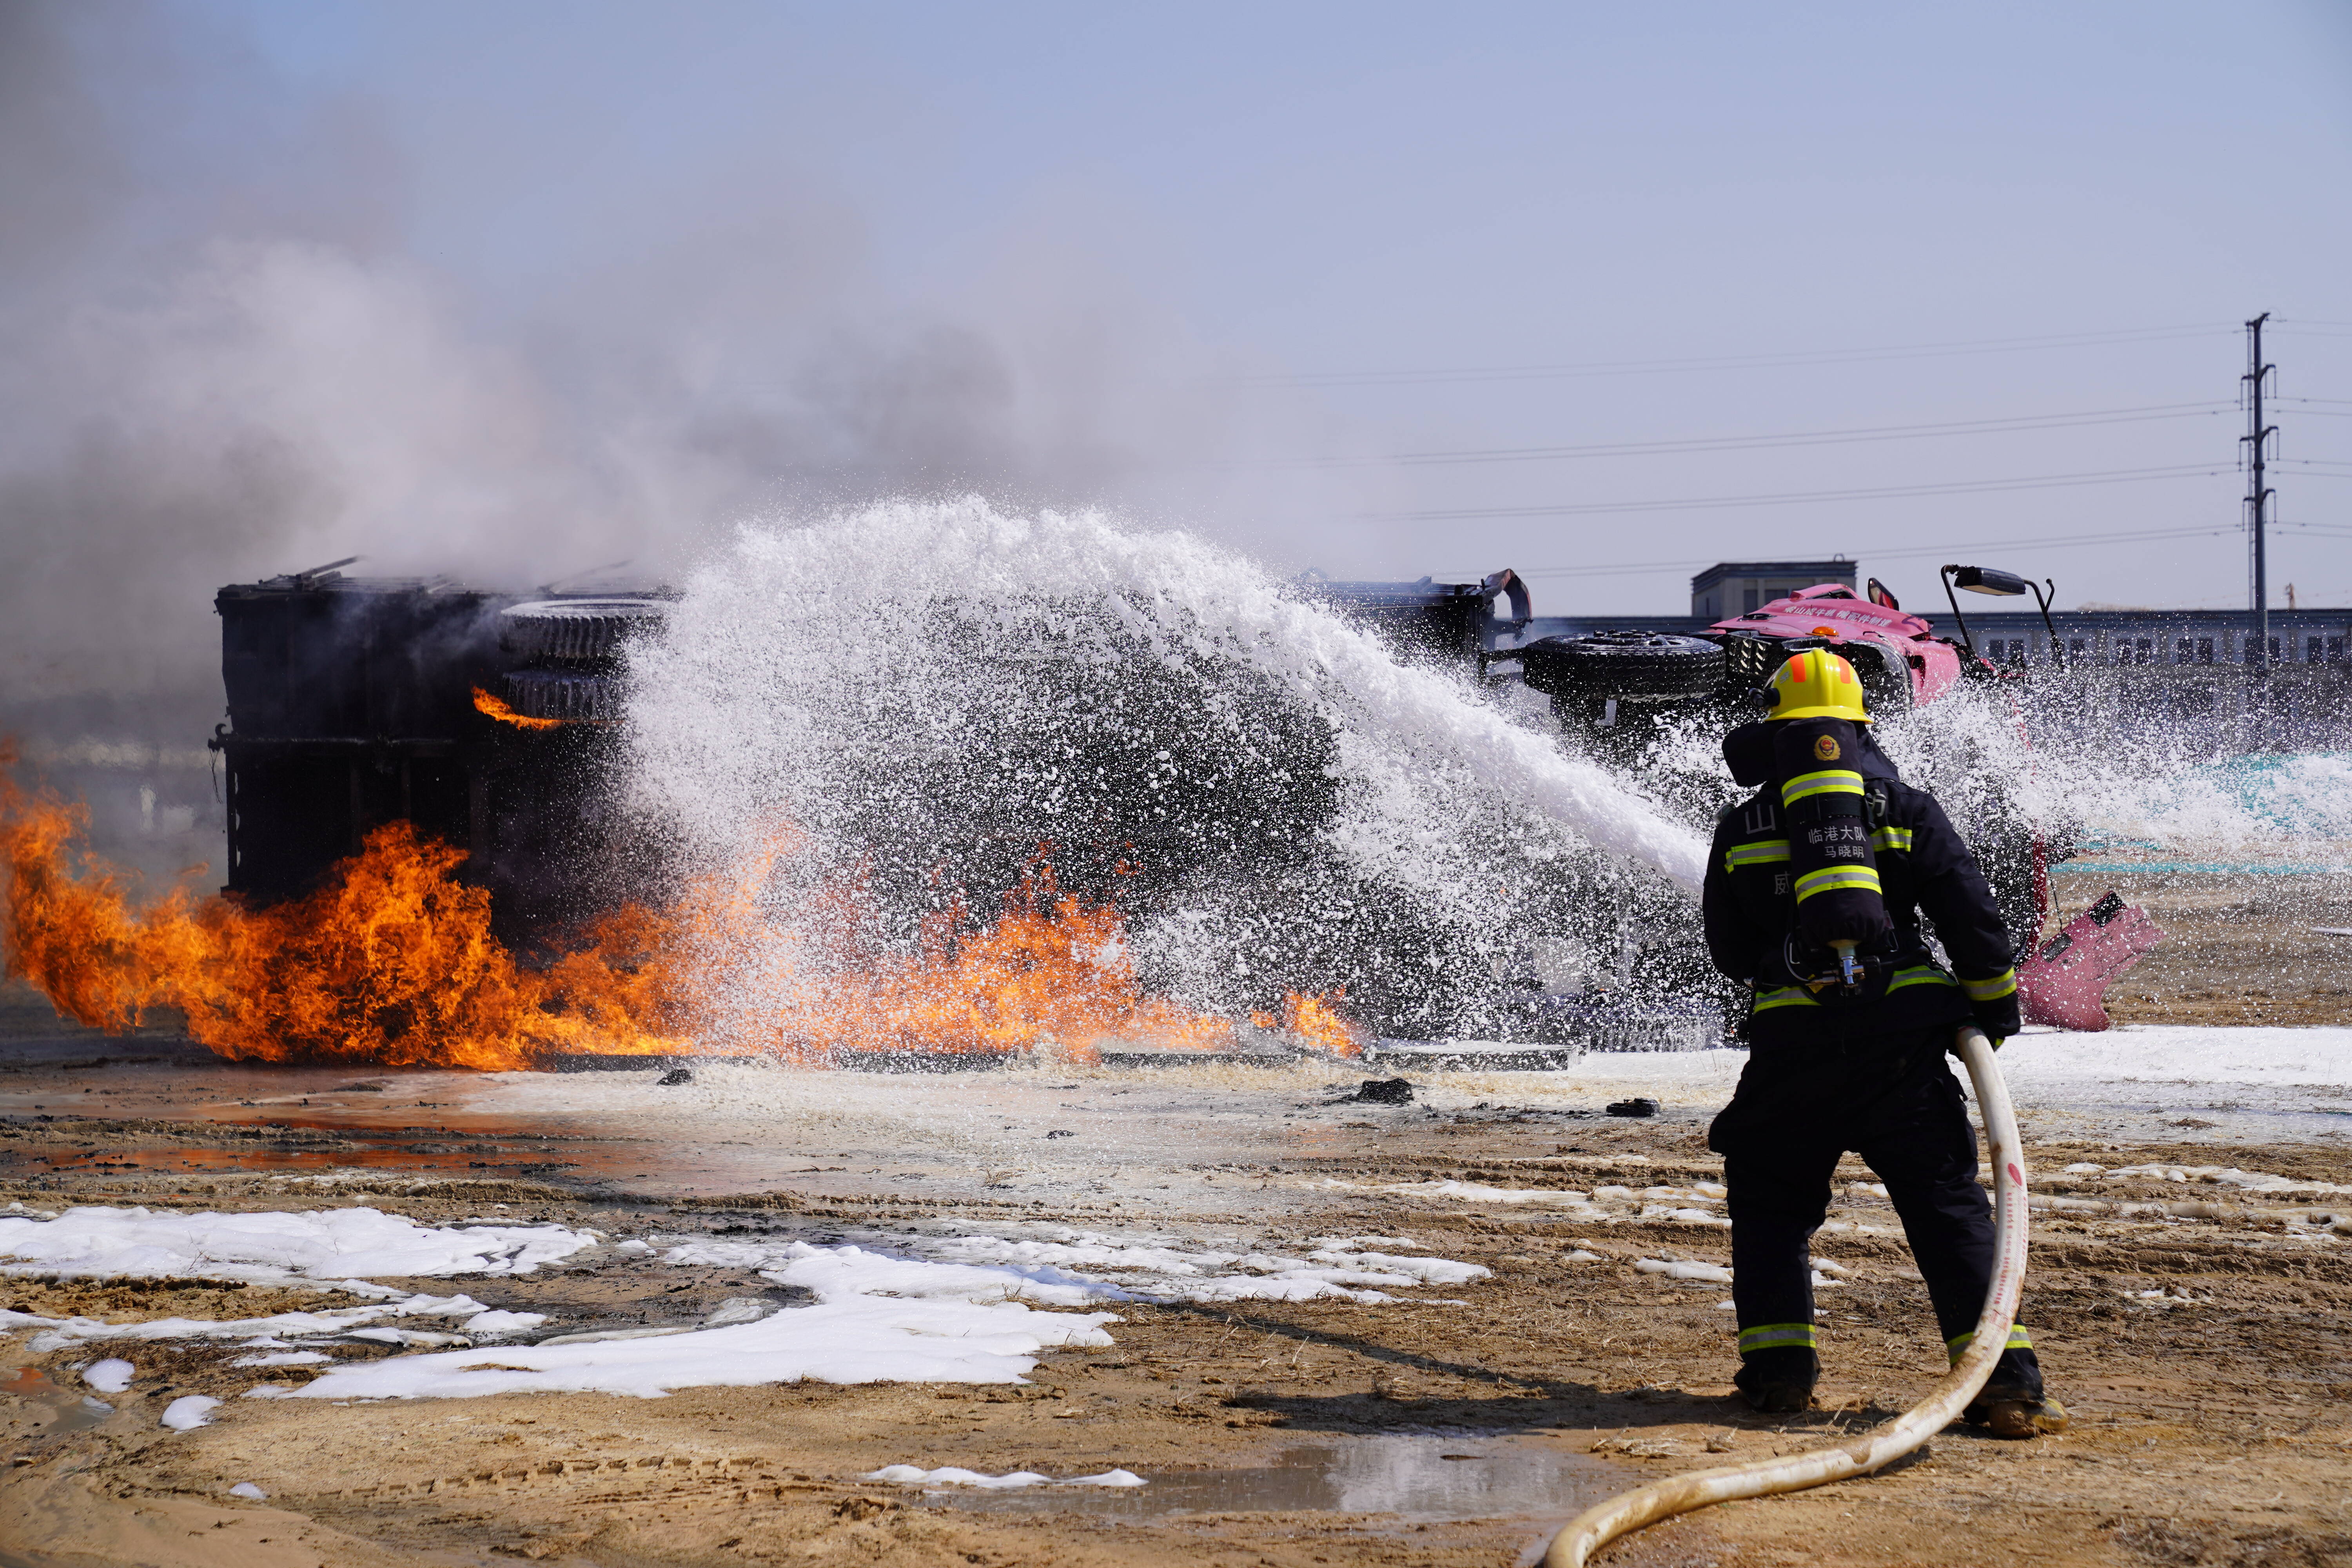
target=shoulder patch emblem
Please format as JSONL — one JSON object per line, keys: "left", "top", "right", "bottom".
{"left": 1813, "top": 733, "right": 1841, "bottom": 761}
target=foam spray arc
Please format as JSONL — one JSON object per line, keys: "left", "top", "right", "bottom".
{"left": 622, "top": 501, "right": 1712, "bottom": 1045}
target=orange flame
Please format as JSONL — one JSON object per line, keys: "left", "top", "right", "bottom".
{"left": 0, "top": 755, "right": 682, "bottom": 1069}
{"left": 471, "top": 686, "right": 567, "bottom": 730}
{"left": 2, "top": 751, "right": 1357, "bottom": 1071}
{"left": 1252, "top": 989, "right": 1366, "bottom": 1058}
{"left": 698, "top": 863, "right": 1234, "bottom": 1065}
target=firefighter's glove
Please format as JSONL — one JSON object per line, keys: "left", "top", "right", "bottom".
{"left": 1970, "top": 993, "right": 2022, "bottom": 1047}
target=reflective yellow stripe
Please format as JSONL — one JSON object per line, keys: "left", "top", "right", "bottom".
{"left": 1887, "top": 965, "right": 1958, "bottom": 993}
{"left": 1793, "top": 865, "right": 1882, "bottom": 902}
{"left": 1781, "top": 769, "right": 1865, "bottom": 805}
{"left": 1869, "top": 826, "right": 1914, "bottom": 852}
{"left": 1739, "top": 1322, "right": 1818, "bottom": 1354}
{"left": 1724, "top": 838, "right": 1791, "bottom": 871}
{"left": 1962, "top": 968, "right": 2018, "bottom": 1001}
{"left": 1947, "top": 1324, "right": 2033, "bottom": 1362}
{"left": 1752, "top": 986, "right": 1820, "bottom": 1012}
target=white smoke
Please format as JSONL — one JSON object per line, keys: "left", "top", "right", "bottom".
{"left": 0, "top": 1, "right": 1368, "bottom": 715}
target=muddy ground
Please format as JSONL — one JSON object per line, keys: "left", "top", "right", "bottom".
{"left": 3, "top": 977, "right": 2349, "bottom": 1568}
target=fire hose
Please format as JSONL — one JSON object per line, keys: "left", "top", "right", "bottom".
{"left": 1542, "top": 1023, "right": 2027, "bottom": 1567}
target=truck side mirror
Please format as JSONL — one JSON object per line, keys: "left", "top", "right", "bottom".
{"left": 1949, "top": 565, "right": 2029, "bottom": 597}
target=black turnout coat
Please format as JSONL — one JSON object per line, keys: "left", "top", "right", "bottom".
{"left": 1701, "top": 723, "right": 2018, "bottom": 1047}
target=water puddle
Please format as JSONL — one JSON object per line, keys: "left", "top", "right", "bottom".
{"left": 931, "top": 1434, "right": 1623, "bottom": 1522}
{"left": 2, "top": 1367, "right": 115, "bottom": 1434}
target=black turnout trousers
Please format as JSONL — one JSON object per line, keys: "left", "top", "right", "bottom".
{"left": 1708, "top": 1020, "right": 2043, "bottom": 1398}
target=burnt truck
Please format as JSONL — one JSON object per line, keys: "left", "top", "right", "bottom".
{"left": 211, "top": 564, "right": 668, "bottom": 945}
{"left": 209, "top": 564, "right": 1533, "bottom": 932}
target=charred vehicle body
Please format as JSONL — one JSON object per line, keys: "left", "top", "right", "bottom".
{"left": 211, "top": 566, "right": 669, "bottom": 946}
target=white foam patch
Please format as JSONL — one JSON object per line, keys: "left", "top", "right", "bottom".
{"left": 1301, "top": 1176, "right": 1736, "bottom": 1229}
{"left": 4, "top": 1292, "right": 492, "bottom": 1354}
{"left": 668, "top": 1241, "right": 1120, "bottom": 1308}
{"left": 82, "top": 1357, "right": 134, "bottom": 1392}
{"left": 261, "top": 1297, "right": 1118, "bottom": 1401}
{"left": 865, "top": 1465, "right": 1145, "bottom": 1488}
{"left": 2002, "top": 1027, "right": 2352, "bottom": 1089}
{"left": 2098, "top": 1164, "right": 2352, "bottom": 1196}
{"left": 1360, "top": 1178, "right": 1599, "bottom": 1206}
{"left": 0, "top": 1207, "right": 596, "bottom": 1287}
{"left": 161, "top": 1395, "right": 220, "bottom": 1430}
{"left": 1503, "top": 1027, "right": 2352, "bottom": 1112}
{"left": 670, "top": 1233, "right": 1491, "bottom": 1307}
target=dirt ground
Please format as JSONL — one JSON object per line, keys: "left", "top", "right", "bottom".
{"left": 2054, "top": 869, "right": 2352, "bottom": 1027}
{"left": 3, "top": 974, "right": 2349, "bottom": 1568}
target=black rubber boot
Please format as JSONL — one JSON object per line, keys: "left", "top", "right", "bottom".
{"left": 1734, "top": 1346, "right": 1818, "bottom": 1413}
{"left": 1964, "top": 1394, "right": 2069, "bottom": 1438}
{"left": 1959, "top": 1346, "right": 2056, "bottom": 1437}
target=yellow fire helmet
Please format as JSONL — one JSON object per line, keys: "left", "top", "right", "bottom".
{"left": 1767, "top": 646, "right": 1871, "bottom": 723}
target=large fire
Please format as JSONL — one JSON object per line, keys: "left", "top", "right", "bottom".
{"left": 0, "top": 753, "right": 1355, "bottom": 1070}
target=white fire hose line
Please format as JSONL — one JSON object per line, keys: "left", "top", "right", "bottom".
{"left": 1543, "top": 1024, "right": 2028, "bottom": 1567}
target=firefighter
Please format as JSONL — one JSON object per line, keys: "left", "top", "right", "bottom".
{"left": 1701, "top": 648, "right": 2066, "bottom": 1438}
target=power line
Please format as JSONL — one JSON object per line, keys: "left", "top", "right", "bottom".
{"left": 1512, "top": 523, "right": 2249, "bottom": 581}
{"left": 1511, "top": 520, "right": 2352, "bottom": 583}
{"left": 1283, "top": 402, "right": 2232, "bottom": 468}
{"left": 1236, "top": 323, "right": 2235, "bottom": 389}
{"left": 1374, "top": 463, "right": 2231, "bottom": 523}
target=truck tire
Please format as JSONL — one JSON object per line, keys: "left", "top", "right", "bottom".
{"left": 502, "top": 670, "right": 622, "bottom": 722}
{"left": 1516, "top": 631, "right": 1727, "bottom": 702}
{"left": 499, "top": 599, "right": 666, "bottom": 665}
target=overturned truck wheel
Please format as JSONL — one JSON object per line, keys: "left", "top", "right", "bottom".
{"left": 499, "top": 598, "right": 667, "bottom": 665}
{"left": 1516, "top": 631, "right": 1727, "bottom": 703}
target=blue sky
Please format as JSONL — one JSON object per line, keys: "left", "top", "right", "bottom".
{"left": 18, "top": 1, "right": 2352, "bottom": 641}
